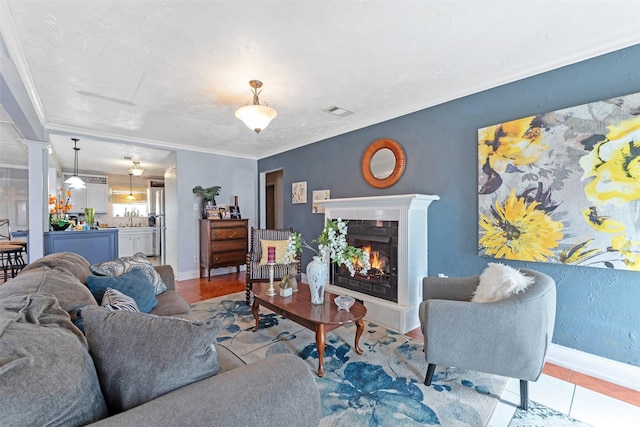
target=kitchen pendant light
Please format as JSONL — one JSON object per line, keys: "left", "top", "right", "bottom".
{"left": 64, "top": 138, "right": 86, "bottom": 189}
{"left": 127, "top": 173, "right": 136, "bottom": 200}
{"left": 235, "top": 80, "right": 277, "bottom": 134}
{"left": 129, "top": 161, "right": 145, "bottom": 177}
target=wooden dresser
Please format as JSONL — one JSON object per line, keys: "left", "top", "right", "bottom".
{"left": 199, "top": 219, "right": 248, "bottom": 280}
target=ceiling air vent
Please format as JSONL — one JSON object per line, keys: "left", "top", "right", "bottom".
{"left": 324, "top": 106, "right": 353, "bottom": 117}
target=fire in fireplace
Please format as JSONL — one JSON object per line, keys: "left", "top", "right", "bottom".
{"left": 332, "top": 219, "right": 398, "bottom": 302}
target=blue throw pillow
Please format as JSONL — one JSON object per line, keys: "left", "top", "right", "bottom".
{"left": 86, "top": 269, "right": 158, "bottom": 313}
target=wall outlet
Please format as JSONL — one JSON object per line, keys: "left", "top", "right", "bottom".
{"left": 437, "top": 273, "right": 448, "bottom": 278}
{"left": 194, "top": 256, "right": 198, "bottom": 263}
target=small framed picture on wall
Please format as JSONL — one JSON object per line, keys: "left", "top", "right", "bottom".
{"left": 312, "top": 190, "right": 330, "bottom": 213}
{"left": 292, "top": 181, "right": 307, "bottom": 204}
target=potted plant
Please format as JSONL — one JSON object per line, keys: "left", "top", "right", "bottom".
{"left": 279, "top": 274, "right": 293, "bottom": 297}
{"left": 48, "top": 188, "right": 73, "bottom": 231}
{"left": 192, "top": 185, "right": 221, "bottom": 219}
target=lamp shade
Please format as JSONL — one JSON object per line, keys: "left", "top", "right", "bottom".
{"left": 64, "top": 175, "right": 86, "bottom": 189}
{"left": 235, "top": 104, "right": 278, "bottom": 134}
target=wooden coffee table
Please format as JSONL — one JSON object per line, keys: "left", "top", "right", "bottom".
{"left": 252, "top": 282, "right": 367, "bottom": 377}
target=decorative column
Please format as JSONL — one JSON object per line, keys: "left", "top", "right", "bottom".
{"left": 22, "top": 139, "right": 49, "bottom": 262}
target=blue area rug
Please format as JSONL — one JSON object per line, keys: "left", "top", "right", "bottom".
{"left": 190, "top": 292, "right": 508, "bottom": 426}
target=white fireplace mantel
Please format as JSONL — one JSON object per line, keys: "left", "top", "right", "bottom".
{"left": 318, "top": 194, "right": 439, "bottom": 333}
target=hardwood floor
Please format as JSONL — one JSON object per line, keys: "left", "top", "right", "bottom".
{"left": 176, "top": 273, "right": 640, "bottom": 408}
{"left": 174, "top": 271, "right": 246, "bottom": 304}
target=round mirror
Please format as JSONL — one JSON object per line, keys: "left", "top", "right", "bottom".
{"left": 361, "top": 138, "right": 406, "bottom": 189}
{"left": 370, "top": 148, "right": 396, "bottom": 179}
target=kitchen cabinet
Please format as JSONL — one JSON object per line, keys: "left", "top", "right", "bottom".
{"left": 118, "top": 228, "right": 154, "bottom": 257}
{"left": 199, "top": 219, "right": 248, "bottom": 280}
{"left": 64, "top": 175, "right": 109, "bottom": 214}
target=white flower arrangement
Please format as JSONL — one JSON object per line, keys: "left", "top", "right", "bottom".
{"left": 284, "top": 218, "right": 371, "bottom": 277}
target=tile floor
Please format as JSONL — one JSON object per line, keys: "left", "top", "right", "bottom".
{"left": 488, "top": 372, "right": 640, "bottom": 426}
{"left": 177, "top": 272, "right": 640, "bottom": 427}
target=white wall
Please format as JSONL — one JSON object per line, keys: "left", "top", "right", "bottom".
{"left": 174, "top": 149, "right": 257, "bottom": 280}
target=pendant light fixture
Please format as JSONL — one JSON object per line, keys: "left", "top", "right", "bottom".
{"left": 64, "top": 138, "right": 86, "bottom": 189}
{"left": 129, "top": 161, "right": 145, "bottom": 177}
{"left": 235, "top": 80, "right": 277, "bottom": 134}
{"left": 127, "top": 173, "right": 136, "bottom": 200}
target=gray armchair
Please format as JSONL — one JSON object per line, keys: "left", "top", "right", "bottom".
{"left": 245, "top": 227, "right": 300, "bottom": 305}
{"left": 418, "top": 268, "right": 556, "bottom": 410}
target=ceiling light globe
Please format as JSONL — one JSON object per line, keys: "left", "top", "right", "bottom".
{"left": 235, "top": 105, "right": 277, "bottom": 134}
{"left": 129, "top": 167, "right": 145, "bottom": 176}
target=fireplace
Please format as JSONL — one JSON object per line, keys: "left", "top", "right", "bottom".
{"left": 318, "top": 194, "right": 439, "bottom": 333}
{"left": 333, "top": 220, "right": 398, "bottom": 303}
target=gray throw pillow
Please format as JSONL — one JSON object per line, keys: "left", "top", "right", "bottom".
{"left": 90, "top": 252, "right": 167, "bottom": 295}
{"left": 82, "top": 306, "right": 222, "bottom": 413}
{"left": 0, "top": 294, "right": 108, "bottom": 425}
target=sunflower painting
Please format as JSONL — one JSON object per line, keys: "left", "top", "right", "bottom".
{"left": 478, "top": 91, "right": 640, "bottom": 271}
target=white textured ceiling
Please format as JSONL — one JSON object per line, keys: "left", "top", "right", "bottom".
{"left": 2, "top": 0, "right": 640, "bottom": 175}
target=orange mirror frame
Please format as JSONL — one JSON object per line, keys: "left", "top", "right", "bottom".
{"left": 361, "top": 138, "right": 406, "bottom": 189}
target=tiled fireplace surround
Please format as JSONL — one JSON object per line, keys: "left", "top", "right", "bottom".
{"left": 318, "top": 194, "right": 439, "bottom": 334}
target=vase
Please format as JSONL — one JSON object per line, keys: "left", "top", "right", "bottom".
{"left": 289, "top": 264, "right": 299, "bottom": 292}
{"left": 306, "top": 255, "right": 328, "bottom": 305}
{"left": 84, "top": 208, "right": 95, "bottom": 229}
{"left": 50, "top": 222, "right": 70, "bottom": 231}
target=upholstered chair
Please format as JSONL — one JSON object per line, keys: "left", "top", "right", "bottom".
{"left": 245, "top": 227, "right": 300, "bottom": 305}
{"left": 418, "top": 268, "right": 556, "bottom": 410}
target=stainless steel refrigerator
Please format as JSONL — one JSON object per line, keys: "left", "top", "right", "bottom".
{"left": 147, "top": 188, "right": 166, "bottom": 264}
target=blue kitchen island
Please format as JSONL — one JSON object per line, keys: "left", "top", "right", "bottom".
{"left": 44, "top": 228, "right": 118, "bottom": 264}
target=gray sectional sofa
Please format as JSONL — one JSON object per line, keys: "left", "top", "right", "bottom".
{"left": 0, "top": 252, "right": 321, "bottom": 426}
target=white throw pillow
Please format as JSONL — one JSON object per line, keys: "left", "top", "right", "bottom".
{"left": 472, "top": 262, "right": 534, "bottom": 303}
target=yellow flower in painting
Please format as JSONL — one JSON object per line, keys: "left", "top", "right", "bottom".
{"left": 610, "top": 234, "right": 640, "bottom": 270}
{"left": 580, "top": 116, "right": 640, "bottom": 206}
{"left": 582, "top": 207, "right": 626, "bottom": 234}
{"left": 480, "top": 189, "right": 564, "bottom": 262}
{"left": 559, "top": 239, "right": 600, "bottom": 265}
{"left": 478, "top": 116, "right": 548, "bottom": 173}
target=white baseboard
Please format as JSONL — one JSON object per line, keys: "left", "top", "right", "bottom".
{"left": 546, "top": 343, "right": 640, "bottom": 391}
{"left": 176, "top": 268, "right": 200, "bottom": 281}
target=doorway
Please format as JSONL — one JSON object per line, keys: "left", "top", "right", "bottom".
{"left": 263, "top": 169, "right": 283, "bottom": 229}
{"left": 266, "top": 184, "right": 275, "bottom": 228}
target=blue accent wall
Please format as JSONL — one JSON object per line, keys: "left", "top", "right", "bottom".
{"left": 259, "top": 44, "right": 640, "bottom": 367}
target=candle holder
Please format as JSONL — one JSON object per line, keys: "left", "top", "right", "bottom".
{"left": 266, "top": 263, "right": 277, "bottom": 296}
